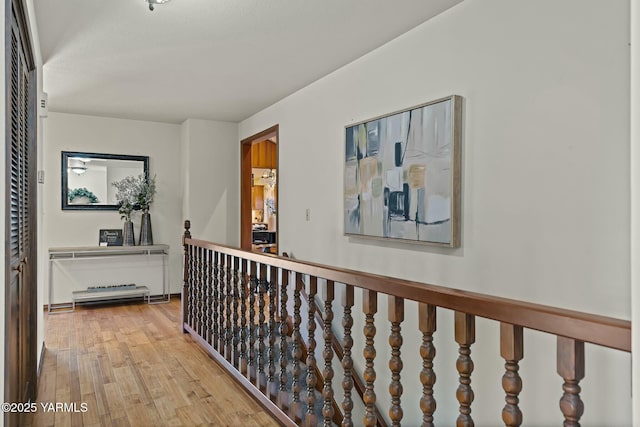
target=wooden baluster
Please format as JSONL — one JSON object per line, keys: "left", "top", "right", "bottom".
{"left": 278, "top": 268, "right": 290, "bottom": 409}
{"left": 191, "top": 246, "right": 198, "bottom": 331}
{"left": 218, "top": 254, "right": 226, "bottom": 352}
{"left": 256, "top": 263, "right": 267, "bottom": 391}
{"left": 322, "top": 280, "right": 335, "bottom": 427}
{"left": 268, "top": 265, "right": 278, "bottom": 398}
{"left": 233, "top": 256, "right": 240, "bottom": 367}
{"left": 290, "top": 272, "right": 303, "bottom": 421}
{"left": 197, "top": 246, "right": 204, "bottom": 337}
{"left": 187, "top": 245, "right": 195, "bottom": 330}
{"left": 221, "top": 254, "right": 229, "bottom": 355}
{"left": 206, "top": 249, "right": 213, "bottom": 345}
{"left": 240, "top": 258, "right": 248, "bottom": 376}
{"left": 193, "top": 246, "right": 199, "bottom": 331}
{"left": 193, "top": 247, "right": 199, "bottom": 330}
{"left": 199, "top": 247, "right": 206, "bottom": 337}
{"left": 557, "top": 337, "right": 585, "bottom": 427}
{"left": 341, "top": 284, "right": 355, "bottom": 427}
{"left": 225, "top": 254, "right": 233, "bottom": 360}
{"left": 362, "top": 289, "right": 378, "bottom": 427}
{"left": 182, "top": 220, "right": 191, "bottom": 331}
{"left": 200, "top": 248, "right": 207, "bottom": 338}
{"left": 455, "top": 312, "right": 475, "bottom": 427}
{"left": 304, "top": 276, "right": 318, "bottom": 427}
{"left": 201, "top": 249, "right": 208, "bottom": 341}
{"left": 248, "top": 261, "right": 257, "bottom": 381}
{"left": 419, "top": 303, "right": 437, "bottom": 427}
{"left": 212, "top": 252, "right": 220, "bottom": 352}
{"left": 501, "top": 323, "right": 523, "bottom": 427}
{"left": 187, "top": 245, "right": 194, "bottom": 329}
{"left": 388, "top": 296, "right": 404, "bottom": 427}
{"left": 219, "top": 252, "right": 227, "bottom": 353}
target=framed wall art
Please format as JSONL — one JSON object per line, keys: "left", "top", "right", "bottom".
{"left": 344, "top": 95, "right": 462, "bottom": 247}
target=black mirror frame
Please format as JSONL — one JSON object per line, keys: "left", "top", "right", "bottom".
{"left": 61, "top": 151, "right": 149, "bottom": 211}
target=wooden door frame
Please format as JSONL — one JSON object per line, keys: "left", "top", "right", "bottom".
{"left": 240, "top": 125, "right": 279, "bottom": 252}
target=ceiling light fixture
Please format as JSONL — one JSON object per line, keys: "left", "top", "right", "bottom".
{"left": 69, "top": 159, "right": 87, "bottom": 175}
{"left": 70, "top": 166, "right": 87, "bottom": 175}
{"left": 145, "top": 0, "right": 172, "bottom": 11}
{"left": 260, "top": 169, "right": 277, "bottom": 188}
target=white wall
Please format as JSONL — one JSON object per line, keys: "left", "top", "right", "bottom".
{"left": 41, "top": 113, "right": 184, "bottom": 303}
{"left": 180, "top": 119, "right": 239, "bottom": 245}
{"left": 239, "top": 0, "right": 631, "bottom": 425}
{"left": 631, "top": 0, "right": 639, "bottom": 423}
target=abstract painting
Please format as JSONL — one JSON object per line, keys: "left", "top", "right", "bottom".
{"left": 344, "top": 95, "right": 461, "bottom": 247}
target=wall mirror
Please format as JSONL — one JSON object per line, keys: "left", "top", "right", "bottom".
{"left": 61, "top": 151, "right": 149, "bottom": 210}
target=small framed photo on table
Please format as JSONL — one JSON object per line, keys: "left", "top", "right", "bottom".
{"left": 99, "top": 229, "right": 123, "bottom": 246}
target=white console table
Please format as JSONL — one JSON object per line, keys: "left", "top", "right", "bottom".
{"left": 48, "top": 244, "right": 170, "bottom": 313}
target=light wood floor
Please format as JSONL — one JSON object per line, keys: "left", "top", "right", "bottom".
{"left": 27, "top": 299, "right": 279, "bottom": 427}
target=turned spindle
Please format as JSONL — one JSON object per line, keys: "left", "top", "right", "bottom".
{"left": 388, "top": 296, "right": 404, "bottom": 427}
{"left": 557, "top": 337, "right": 585, "bottom": 427}
{"left": 341, "top": 285, "right": 355, "bottom": 427}
{"left": 304, "top": 276, "right": 318, "bottom": 427}
{"left": 248, "top": 261, "right": 257, "bottom": 380}
{"left": 322, "top": 280, "right": 335, "bottom": 426}
{"left": 218, "top": 253, "right": 227, "bottom": 351}
{"left": 455, "top": 312, "right": 475, "bottom": 427}
{"left": 500, "top": 323, "right": 523, "bottom": 427}
{"left": 192, "top": 247, "right": 199, "bottom": 333}
{"left": 267, "top": 265, "right": 277, "bottom": 398}
{"left": 212, "top": 252, "right": 220, "bottom": 351}
{"left": 291, "top": 272, "right": 303, "bottom": 421}
{"left": 206, "top": 249, "right": 213, "bottom": 344}
{"left": 256, "top": 263, "right": 268, "bottom": 391}
{"left": 231, "top": 257, "right": 240, "bottom": 367}
{"left": 278, "top": 268, "right": 290, "bottom": 409}
{"left": 197, "top": 247, "right": 205, "bottom": 337}
{"left": 225, "top": 254, "right": 233, "bottom": 360}
{"left": 362, "top": 289, "right": 378, "bottom": 427}
{"left": 239, "top": 258, "right": 248, "bottom": 375}
{"left": 419, "top": 303, "right": 437, "bottom": 427}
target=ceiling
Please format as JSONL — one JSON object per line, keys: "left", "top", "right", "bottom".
{"left": 33, "top": 0, "right": 462, "bottom": 124}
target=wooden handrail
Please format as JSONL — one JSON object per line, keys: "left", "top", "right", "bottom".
{"left": 185, "top": 237, "right": 630, "bottom": 352}
{"left": 182, "top": 223, "right": 631, "bottom": 426}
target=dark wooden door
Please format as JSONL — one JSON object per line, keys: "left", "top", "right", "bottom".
{"left": 5, "top": 0, "right": 37, "bottom": 425}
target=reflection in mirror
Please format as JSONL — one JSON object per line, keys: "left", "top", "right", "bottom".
{"left": 61, "top": 151, "right": 149, "bottom": 210}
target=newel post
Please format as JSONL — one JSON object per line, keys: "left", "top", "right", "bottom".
{"left": 182, "top": 220, "right": 192, "bottom": 332}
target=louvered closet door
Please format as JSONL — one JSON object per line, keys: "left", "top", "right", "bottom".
{"left": 5, "top": 0, "right": 37, "bottom": 424}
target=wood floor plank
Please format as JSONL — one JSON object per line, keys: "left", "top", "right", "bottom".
{"left": 27, "top": 299, "right": 278, "bottom": 427}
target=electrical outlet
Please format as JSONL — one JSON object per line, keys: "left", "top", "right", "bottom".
{"left": 305, "top": 208, "right": 310, "bottom": 221}
{"left": 37, "top": 170, "right": 45, "bottom": 184}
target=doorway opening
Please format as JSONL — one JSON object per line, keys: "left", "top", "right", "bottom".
{"left": 240, "top": 125, "right": 278, "bottom": 254}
